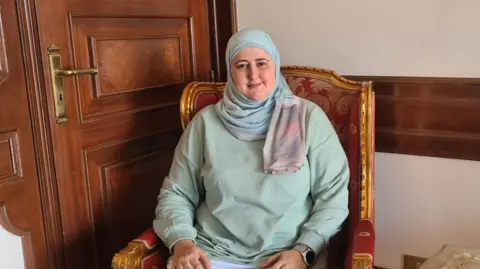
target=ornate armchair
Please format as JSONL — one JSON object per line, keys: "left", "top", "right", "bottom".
{"left": 112, "top": 66, "right": 375, "bottom": 269}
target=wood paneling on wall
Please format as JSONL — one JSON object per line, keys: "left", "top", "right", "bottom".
{"left": 348, "top": 76, "right": 480, "bottom": 161}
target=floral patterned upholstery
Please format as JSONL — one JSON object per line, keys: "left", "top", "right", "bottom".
{"left": 289, "top": 77, "right": 356, "bottom": 144}
{"left": 112, "top": 66, "right": 375, "bottom": 269}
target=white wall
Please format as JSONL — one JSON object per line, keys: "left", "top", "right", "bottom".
{"left": 237, "top": 1, "right": 480, "bottom": 269}
{"left": 237, "top": 0, "right": 480, "bottom": 78}
{"left": 375, "top": 153, "right": 480, "bottom": 268}
{"left": 0, "top": 224, "right": 25, "bottom": 269}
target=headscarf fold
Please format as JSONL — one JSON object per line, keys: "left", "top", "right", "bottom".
{"left": 215, "top": 28, "right": 306, "bottom": 174}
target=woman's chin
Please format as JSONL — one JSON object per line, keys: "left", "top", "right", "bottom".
{"left": 247, "top": 94, "right": 269, "bottom": 102}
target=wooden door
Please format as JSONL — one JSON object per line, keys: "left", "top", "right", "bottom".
{"left": 0, "top": 0, "right": 49, "bottom": 268}
{"left": 35, "top": 1, "right": 212, "bottom": 268}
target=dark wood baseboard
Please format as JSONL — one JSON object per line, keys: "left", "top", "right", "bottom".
{"left": 348, "top": 75, "right": 480, "bottom": 161}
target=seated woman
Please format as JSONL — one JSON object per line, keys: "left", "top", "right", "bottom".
{"left": 153, "top": 28, "right": 350, "bottom": 269}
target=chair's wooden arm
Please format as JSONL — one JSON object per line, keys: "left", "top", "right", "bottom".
{"left": 112, "top": 228, "right": 170, "bottom": 269}
{"left": 350, "top": 220, "right": 375, "bottom": 269}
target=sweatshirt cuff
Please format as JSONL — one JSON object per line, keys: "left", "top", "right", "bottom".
{"left": 166, "top": 225, "right": 197, "bottom": 253}
{"left": 295, "top": 230, "right": 326, "bottom": 255}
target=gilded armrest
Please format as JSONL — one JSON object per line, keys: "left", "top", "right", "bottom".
{"left": 112, "top": 228, "right": 170, "bottom": 269}
{"left": 351, "top": 220, "right": 375, "bottom": 269}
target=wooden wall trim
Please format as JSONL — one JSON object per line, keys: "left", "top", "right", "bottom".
{"left": 230, "top": 0, "right": 238, "bottom": 33}
{"left": 208, "top": 0, "right": 237, "bottom": 82}
{"left": 348, "top": 75, "right": 480, "bottom": 161}
{"left": 18, "top": 0, "right": 65, "bottom": 268}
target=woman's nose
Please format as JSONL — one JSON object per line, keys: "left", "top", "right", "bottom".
{"left": 248, "top": 66, "right": 259, "bottom": 79}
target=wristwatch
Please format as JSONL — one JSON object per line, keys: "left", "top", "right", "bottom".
{"left": 293, "top": 243, "right": 317, "bottom": 267}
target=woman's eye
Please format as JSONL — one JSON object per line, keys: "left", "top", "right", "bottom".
{"left": 258, "top": 61, "right": 268, "bottom": 68}
{"left": 236, "top": 64, "right": 247, "bottom": 69}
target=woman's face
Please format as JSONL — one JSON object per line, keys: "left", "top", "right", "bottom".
{"left": 230, "top": 47, "right": 276, "bottom": 102}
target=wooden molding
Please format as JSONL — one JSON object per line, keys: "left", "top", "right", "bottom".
{"left": 208, "top": 0, "right": 237, "bottom": 82}
{"left": 347, "top": 75, "right": 480, "bottom": 161}
{"left": 17, "top": 0, "right": 66, "bottom": 268}
{"left": 230, "top": 0, "right": 238, "bottom": 33}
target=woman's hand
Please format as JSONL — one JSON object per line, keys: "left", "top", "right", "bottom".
{"left": 170, "top": 240, "right": 211, "bottom": 269}
{"left": 262, "top": 250, "right": 306, "bottom": 269}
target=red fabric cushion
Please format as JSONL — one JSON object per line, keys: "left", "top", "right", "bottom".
{"left": 284, "top": 75, "right": 361, "bottom": 268}
{"left": 134, "top": 228, "right": 159, "bottom": 249}
{"left": 141, "top": 250, "right": 167, "bottom": 269}
{"left": 194, "top": 93, "right": 220, "bottom": 116}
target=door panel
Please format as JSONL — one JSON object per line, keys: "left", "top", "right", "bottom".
{"left": 71, "top": 16, "right": 192, "bottom": 120}
{"left": 84, "top": 130, "right": 180, "bottom": 265}
{"left": 36, "top": 0, "right": 211, "bottom": 268}
{"left": 85, "top": 130, "right": 182, "bottom": 267}
{"left": 0, "top": 0, "right": 48, "bottom": 268}
{"left": 66, "top": 0, "right": 190, "bottom": 14}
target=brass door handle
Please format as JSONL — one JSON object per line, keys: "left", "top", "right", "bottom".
{"left": 56, "top": 68, "right": 98, "bottom": 76}
{"left": 47, "top": 45, "right": 98, "bottom": 125}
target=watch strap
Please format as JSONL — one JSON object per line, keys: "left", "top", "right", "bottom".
{"left": 293, "top": 243, "right": 317, "bottom": 266}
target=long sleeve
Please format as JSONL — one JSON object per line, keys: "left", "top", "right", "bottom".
{"left": 153, "top": 116, "right": 205, "bottom": 252}
{"left": 295, "top": 107, "right": 350, "bottom": 254}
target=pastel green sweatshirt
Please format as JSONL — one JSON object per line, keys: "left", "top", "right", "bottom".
{"left": 153, "top": 99, "right": 349, "bottom": 266}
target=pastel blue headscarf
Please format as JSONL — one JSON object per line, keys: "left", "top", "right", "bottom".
{"left": 215, "top": 29, "right": 307, "bottom": 174}
{"left": 215, "top": 28, "right": 294, "bottom": 140}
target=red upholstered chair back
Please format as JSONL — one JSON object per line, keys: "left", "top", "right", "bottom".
{"left": 180, "top": 65, "right": 375, "bottom": 268}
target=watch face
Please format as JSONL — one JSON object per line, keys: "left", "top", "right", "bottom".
{"left": 293, "top": 244, "right": 317, "bottom": 265}
{"left": 305, "top": 250, "right": 317, "bottom": 265}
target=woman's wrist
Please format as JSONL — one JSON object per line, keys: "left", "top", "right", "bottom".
{"left": 293, "top": 243, "right": 317, "bottom": 266}
{"left": 173, "top": 239, "right": 195, "bottom": 253}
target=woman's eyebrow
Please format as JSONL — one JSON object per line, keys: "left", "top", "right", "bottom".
{"left": 234, "top": 58, "right": 269, "bottom": 65}
{"left": 234, "top": 59, "right": 248, "bottom": 65}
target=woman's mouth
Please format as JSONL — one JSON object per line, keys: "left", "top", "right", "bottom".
{"left": 247, "top": 83, "right": 262, "bottom": 88}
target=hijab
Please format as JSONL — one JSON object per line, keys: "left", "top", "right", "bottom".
{"left": 215, "top": 28, "right": 307, "bottom": 174}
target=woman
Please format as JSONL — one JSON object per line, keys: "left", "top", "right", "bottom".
{"left": 154, "top": 28, "right": 350, "bottom": 269}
